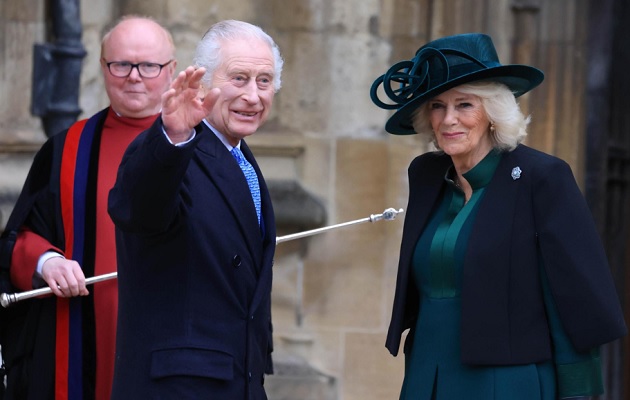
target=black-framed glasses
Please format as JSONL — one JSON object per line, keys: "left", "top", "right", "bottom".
{"left": 105, "top": 60, "right": 174, "bottom": 78}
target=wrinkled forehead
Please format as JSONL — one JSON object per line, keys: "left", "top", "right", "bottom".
{"left": 216, "top": 38, "right": 274, "bottom": 70}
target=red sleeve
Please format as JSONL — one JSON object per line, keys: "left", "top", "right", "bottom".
{"left": 10, "top": 227, "right": 64, "bottom": 290}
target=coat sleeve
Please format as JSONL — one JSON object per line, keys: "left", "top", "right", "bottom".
{"left": 540, "top": 264, "right": 604, "bottom": 398}
{"left": 108, "top": 118, "right": 199, "bottom": 235}
{"left": 10, "top": 228, "right": 63, "bottom": 290}
{"left": 2, "top": 134, "right": 66, "bottom": 291}
{"left": 533, "top": 157, "right": 627, "bottom": 351}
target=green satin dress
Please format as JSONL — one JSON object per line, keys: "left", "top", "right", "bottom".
{"left": 399, "top": 150, "right": 603, "bottom": 400}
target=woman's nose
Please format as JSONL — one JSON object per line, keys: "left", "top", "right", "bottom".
{"left": 443, "top": 106, "right": 458, "bottom": 124}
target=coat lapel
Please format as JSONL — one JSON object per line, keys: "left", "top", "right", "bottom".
{"left": 467, "top": 149, "right": 522, "bottom": 253}
{"left": 239, "top": 140, "right": 276, "bottom": 314}
{"left": 193, "top": 125, "right": 263, "bottom": 264}
{"left": 192, "top": 125, "right": 275, "bottom": 315}
{"left": 400, "top": 153, "right": 451, "bottom": 269}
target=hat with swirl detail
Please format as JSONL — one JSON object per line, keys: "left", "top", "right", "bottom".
{"left": 370, "top": 33, "right": 544, "bottom": 135}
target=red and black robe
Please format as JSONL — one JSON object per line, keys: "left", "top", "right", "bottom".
{"left": 1, "top": 108, "right": 157, "bottom": 400}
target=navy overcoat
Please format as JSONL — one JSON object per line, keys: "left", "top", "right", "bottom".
{"left": 108, "top": 119, "right": 276, "bottom": 400}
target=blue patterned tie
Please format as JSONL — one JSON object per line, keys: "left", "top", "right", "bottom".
{"left": 231, "top": 147, "right": 261, "bottom": 224}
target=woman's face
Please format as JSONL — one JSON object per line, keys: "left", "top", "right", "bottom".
{"left": 427, "top": 87, "right": 493, "bottom": 167}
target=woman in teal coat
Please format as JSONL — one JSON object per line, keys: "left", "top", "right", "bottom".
{"left": 370, "top": 33, "right": 627, "bottom": 399}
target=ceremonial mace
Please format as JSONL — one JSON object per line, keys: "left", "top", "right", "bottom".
{"left": 1, "top": 207, "right": 403, "bottom": 308}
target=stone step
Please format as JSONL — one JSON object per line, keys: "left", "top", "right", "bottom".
{"left": 265, "top": 349, "right": 337, "bottom": 400}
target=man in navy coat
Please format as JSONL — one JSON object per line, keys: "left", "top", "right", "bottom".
{"left": 108, "top": 20, "right": 283, "bottom": 399}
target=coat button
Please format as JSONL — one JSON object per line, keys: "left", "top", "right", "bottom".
{"left": 232, "top": 255, "right": 242, "bottom": 268}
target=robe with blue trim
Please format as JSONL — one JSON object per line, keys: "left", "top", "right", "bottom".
{"left": 1, "top": 108, "right": 157, "bottom": 400}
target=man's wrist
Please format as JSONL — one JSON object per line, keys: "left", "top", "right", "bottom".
{"left": 37, "top": 251, "right": 65, "bottom": 276}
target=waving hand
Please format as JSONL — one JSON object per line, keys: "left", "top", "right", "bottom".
{"left": 161, "top": 66, "right": 220, "bottom": 143}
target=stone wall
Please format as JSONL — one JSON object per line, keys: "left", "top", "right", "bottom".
{"left": 0, "top": 0, "right": 43, "bottom": 225}
{"left": 0, "top": 0, "right": 592, "bottom": 399}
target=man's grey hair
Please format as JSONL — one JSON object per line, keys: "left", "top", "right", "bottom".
{"left": 193, "top": 20, "right": 284, "bottom": 92}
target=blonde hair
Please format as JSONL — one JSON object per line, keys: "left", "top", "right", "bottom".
{"left": 412, "top": 81, "right": 530, "bottom": 151}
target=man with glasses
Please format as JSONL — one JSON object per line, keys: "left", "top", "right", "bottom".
{"left": 0, "top": 16, "right": 176, "bottom": 400}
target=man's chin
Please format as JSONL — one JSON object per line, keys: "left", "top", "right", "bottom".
{"left": 231, "top": 123, "right": 263, "bottom": 138}
{"left": 118, "top": 103, "right": 161, "bottom": 118}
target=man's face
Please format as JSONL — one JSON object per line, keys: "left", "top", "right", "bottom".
{"left": 205, "top": 37, "right": 275, "bottom": 145}
{"left": 100, "top": 19, "right": 176, "bottom": 118}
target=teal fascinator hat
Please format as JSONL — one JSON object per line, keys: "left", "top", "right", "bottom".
{"left": 370, "top": 33, "right": 544, "bottom": 135}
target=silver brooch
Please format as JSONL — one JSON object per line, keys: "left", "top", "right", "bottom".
{"left": 511, "top": 166, "right": 522, "bottom": 180}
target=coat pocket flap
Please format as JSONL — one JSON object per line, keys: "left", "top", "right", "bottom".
{"left": 150, "top": 347, "right": 234, "bottom": 380}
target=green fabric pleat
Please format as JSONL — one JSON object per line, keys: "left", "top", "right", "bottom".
{"left": 427, "top": 150, "right": 499, "bottom": 298}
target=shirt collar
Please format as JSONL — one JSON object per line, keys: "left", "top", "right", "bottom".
{"left": 202, "top": 119, "right": 241, "bottom": 151}
{"left": 445, "top": 149, "right": 503, "bottom": 190}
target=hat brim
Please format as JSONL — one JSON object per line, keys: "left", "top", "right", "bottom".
{"left": 384, "top": 64, "right": 544, "bottom": 135}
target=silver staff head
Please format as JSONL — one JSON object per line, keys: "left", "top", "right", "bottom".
{"left": 382, "top": 207, "right": 403, "bottom": 220}
{"left": 1, "top": 293, "right": 15, "bottom": 308}
{"left": 370, "top": 207, "right": 404, "bottom": 223}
